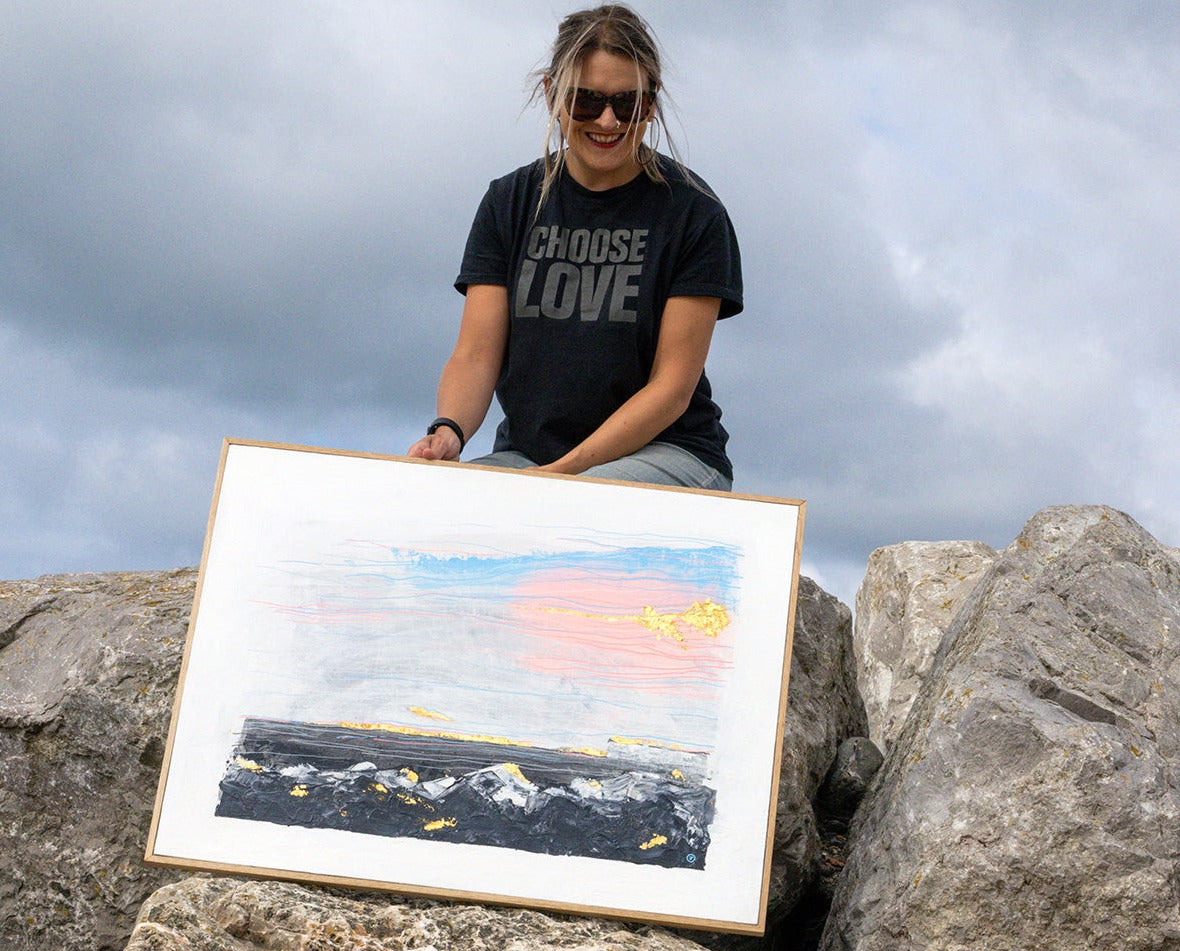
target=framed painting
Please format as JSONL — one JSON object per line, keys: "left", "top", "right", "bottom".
{"left": 145, "top": 439, "right": 805, "bottom": 934}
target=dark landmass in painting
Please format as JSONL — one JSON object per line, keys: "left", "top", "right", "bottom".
{"left": 215, "top": 717, "right": 715, "bottom": 870}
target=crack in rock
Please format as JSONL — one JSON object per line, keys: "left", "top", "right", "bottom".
{"left": 1028, "top": 676, "right": 1119, "bottom": 725}
{"left": 0, "top": 597, "right": 58, "bottom": 651}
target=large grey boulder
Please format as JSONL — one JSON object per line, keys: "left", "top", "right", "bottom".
{"left": 126, "top": 877, "right": 708, "bottom": 950}
{"left": 0, "top": 570, "right": 195, "bottom": 950}
{"left": 822, "top": 506, "right": 1180, "bottom": 950}
{"left": 854, "top": 540, "right": 996, "bottom": 749}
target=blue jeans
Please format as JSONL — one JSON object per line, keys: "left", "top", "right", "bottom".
{"left": 467, "top": 441, "right": 732, "bottom": 491}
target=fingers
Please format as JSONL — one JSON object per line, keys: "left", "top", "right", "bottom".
{"left": 406, "top": 432, "right": 461, "bottom": 462}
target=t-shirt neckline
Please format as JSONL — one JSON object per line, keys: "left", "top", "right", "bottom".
{"left": 559, "top": 164, "right": 650, "bottom": 200}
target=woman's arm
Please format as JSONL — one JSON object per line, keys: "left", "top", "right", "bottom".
{"left": 406, "top": 285, "right": 509, "bottom": 461}
{"left": 536, "top": 295, "right": 722, "bottom": 475}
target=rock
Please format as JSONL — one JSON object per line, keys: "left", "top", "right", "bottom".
{"left": 822, "top": 506, "right": 1180, "bottom": 950}
{"left": 126, "top": 876, "right": 709, "bottom": 950}
{"left": 854, "top": 541, "right": 996, "bottom": 750}
{"left": 750, "top": 577, "right": 868, "bottom": 948}
{"left": 0, "top": 570, "right": 195, "bottom": 951}
{"left": 815, "top": 738, "right": 884, "bottom": 831}
{"left": 762, "top": 737, "right": 885, "bottom": 951}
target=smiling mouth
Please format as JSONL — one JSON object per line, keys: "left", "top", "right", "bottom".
{"left": 586, "top": 131, "right": 625, "bottom": 146}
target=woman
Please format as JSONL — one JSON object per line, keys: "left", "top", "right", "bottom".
{"left": 407, "top": 4, "right": 742, "bottom": 490}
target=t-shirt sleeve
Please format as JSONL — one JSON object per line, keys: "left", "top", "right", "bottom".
{"left": 454, "top": 183, "right": 510, "bottom": 295}
{"left": 667, "top": 201, "right": 744, "bottom": 319}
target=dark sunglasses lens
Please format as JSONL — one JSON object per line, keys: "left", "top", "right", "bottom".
{"left": 611, "top": 91, "right": 641, "bottom": 121}
{"left": 568, "top": 90, "right": 649, "bottom": 123}
{"left": 570, "top": 91, "right": 605, "bottom": 121}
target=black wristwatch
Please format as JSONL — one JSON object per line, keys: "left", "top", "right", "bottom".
{"left": 427, "top": 417, "right": 466, "bottom": 452}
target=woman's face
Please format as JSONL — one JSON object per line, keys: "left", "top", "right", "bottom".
{"left": 556, "top": 49, "right": 653, "bottom": 191}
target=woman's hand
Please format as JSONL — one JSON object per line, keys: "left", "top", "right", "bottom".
{"left": 407, "top": 429, "right": 462, "bottom": 462}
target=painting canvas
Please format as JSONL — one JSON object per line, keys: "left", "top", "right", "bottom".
{"left": 146, "top": 439, "right": 805, "bottom": 934}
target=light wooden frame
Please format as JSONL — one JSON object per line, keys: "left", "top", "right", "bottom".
{"left": 145, "top": 439, "right": 804, "bottom": 935}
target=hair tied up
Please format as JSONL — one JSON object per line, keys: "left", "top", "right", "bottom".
{"left": 527, "top": 4, "right": 697, "bottom": 216}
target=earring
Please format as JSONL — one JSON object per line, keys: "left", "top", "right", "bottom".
{"left": 639, "top": 116, "right": 662, "bottom": 164}
{"left": 648, "top": 117, "right": 663, "bottom": 153}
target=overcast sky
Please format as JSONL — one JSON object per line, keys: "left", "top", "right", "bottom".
{"left": 3, "top": 1, "right": 1178, "bottom": 607}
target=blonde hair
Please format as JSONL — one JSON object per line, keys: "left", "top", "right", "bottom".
{"left": 528, "top": 5, "right": 692, "bottom": 214}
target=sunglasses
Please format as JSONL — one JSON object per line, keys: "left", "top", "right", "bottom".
{"left": 567, "top": 87, "right": 654, "bottom": 123}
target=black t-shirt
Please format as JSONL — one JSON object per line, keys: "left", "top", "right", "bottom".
{"left": 455, "top": 157, "right": 742, "bottom": 479}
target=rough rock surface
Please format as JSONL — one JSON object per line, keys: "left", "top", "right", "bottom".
{"left": 126, "top": 877, "right": 707, "bottom": 951}
{"left": 822, "top": 506, "right": 1180, "bottom": 950}
{"left": 0, "top": 569, "right": 195, "bottom": 950}
{"left": 768, "top": 578, "right": 868, "bottom": 907}
{"left": 814, "top": 738, "right": 884, "bottom": 831}
{"left": 854, "top": 540, "right": 996, "bottom": 749}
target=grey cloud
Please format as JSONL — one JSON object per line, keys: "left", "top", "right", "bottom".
{"left": 2, "top": 1, "right": 1178, "bottom": 610}
{"left": 1, "top": 2, "right": 540, "bottom": 409}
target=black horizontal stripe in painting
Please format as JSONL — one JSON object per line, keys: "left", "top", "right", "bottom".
{"left": 216, "top": 717, "right": 715, "bottom": 870}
